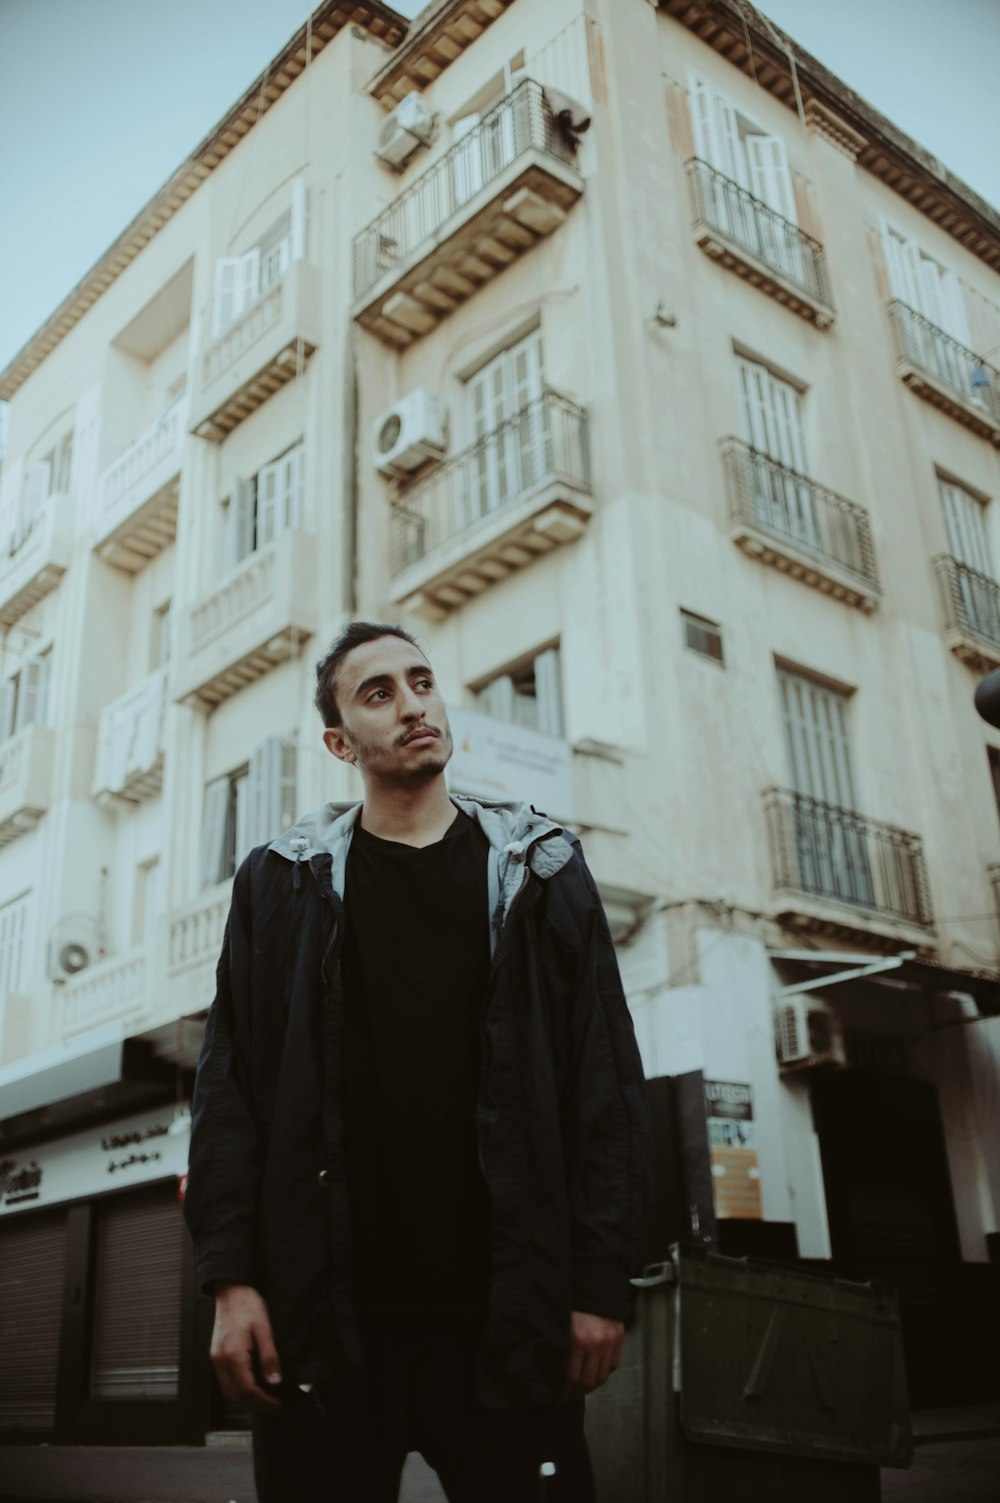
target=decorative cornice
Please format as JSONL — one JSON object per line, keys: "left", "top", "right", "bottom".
{"left": 369, "top": 0, "right": 518, "bottom": 108}
{"left": 805, "top": 100, "right": 867, "bottom": 162}
{"left": 657, "top": 0, "right": 1000, "bottom": 274}
{"left": 0, "top": 1, "right": 408, "bottom": 403}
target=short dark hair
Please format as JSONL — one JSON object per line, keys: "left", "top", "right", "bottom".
{"left": 314, "top": 621, "right": 421, "bottom": 727}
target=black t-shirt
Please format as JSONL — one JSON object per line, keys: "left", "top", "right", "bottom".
{"left": 342, "top": 807, "right": 493, "bottom": 1324}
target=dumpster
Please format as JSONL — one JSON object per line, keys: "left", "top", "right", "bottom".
{"left": 584, "top": 1245, "right": 912, "bottom": 1502}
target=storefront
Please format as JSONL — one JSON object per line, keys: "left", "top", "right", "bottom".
{"left": 0, "top": 1104, "right": 212, "bottom": 1444}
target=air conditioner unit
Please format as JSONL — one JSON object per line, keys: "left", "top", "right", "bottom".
{"left": 47, "top": 915, "right": 103, "bottom": 984}
{"left": 775, "top": 999, "right": 846, "bottom": 1071}
{"left": 373, "top": 390, "right": 447, "bottom": 476}
{"left": 375, "top": 92, "right": 437, "bottom": 168}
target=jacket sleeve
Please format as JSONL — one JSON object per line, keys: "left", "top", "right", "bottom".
{"left": 183, "top": 855, "right": 263, "bottom": 1295}
{"left": 553, "top": 847, "right": 653, "bottom": 1323}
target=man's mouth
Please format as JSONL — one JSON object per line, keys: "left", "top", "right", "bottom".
{"left": 402, "top": 727, "right": 439, "bottom": 745}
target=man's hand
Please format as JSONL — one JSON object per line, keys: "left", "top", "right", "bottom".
{"left": 210, "top": 1283, "right": 283, "bottom": 1415}
{"left": 558, "top": 1310, "right": 624, "bottom": 1403}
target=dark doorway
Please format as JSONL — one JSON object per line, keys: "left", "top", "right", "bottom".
{"left": 812, "top": 1071, "right": 964, "bottom": 1407}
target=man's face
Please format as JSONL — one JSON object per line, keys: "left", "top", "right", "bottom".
{"left": 322, "top": 635, "right": 453, "bottom": 783}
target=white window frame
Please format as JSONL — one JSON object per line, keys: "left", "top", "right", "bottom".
{"left": 736, "top": 356, "right": 820, "bottom": 550}
{"left": 466, "top": 331, "right": 545, "bottom": 519}
{"left": 211, "top": 179, "right": 308, "bottom": 337}
{"left": 200, "top": 737, "right": 297, "bottom": 889}
{"left": 476, "top": 645, "right": 563, "bottom": 738}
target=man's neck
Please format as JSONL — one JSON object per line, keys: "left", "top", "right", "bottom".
{"left": 358, "top": 773, "right": 457, "bottom": 848}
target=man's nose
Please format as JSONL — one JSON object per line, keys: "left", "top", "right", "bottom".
{"left": 398, "top": 685, "right": 425, "bottom": 718}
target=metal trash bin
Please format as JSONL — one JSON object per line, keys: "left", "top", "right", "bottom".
{"left": 585, "top": 1246, "right": 912, "bottom": 1502}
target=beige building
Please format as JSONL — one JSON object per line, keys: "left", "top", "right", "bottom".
{"left": 0, "top": 0, "right": 998, "bottom": 1442}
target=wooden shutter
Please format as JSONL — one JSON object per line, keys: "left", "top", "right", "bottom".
{"left": 778, "top": 669, "right": 858, "bottom": 809}
{"left": 0, "top": 1211, "right": 68, "bottom": 1430}
{"left": 747, "top": 134, "right": 795, "bottom": 222}
{"left": 478, "top": 674, "right": 516, "bottom": 722}
{"left": 0, "top": 680, "right": 15, "bottom": 742}
{"left": 226, "top": 477, "right": 257, "bottom": 569}
{"left": 238, "top": 248, "right": 261, "bottom": 314}
{"left": 690, "top": 78, "right": 719, "bottom": 166}
{"left": 940, "top": 480, "right": 991, "bottom": 574}
{"left": 256, "top": 460, "right": 282, "bottom": 549}
{"left": 211, "top": 258, "right": 241, "bottom": 338}
{"left": 233, "top": 772, "right": 252, "bottom": 872}
{"left": 89, "top": 1190, "right": 184, "bottom": 1401}
{"left": 247, "top": 736, "right": 297, "bottom": 850}
{"left": 534, "top": 648, "right": 563, "bottom": 737}
{"left": 200, "top": 777, "right": 230, "bottom": 889}
{"left": 14, "top": 654, "right": 50, "bottom": 733}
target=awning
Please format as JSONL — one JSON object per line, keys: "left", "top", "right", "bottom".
{"left": 0, "top": 1023, "right": 171, "bottom": 1144}
{"left": 769, "top": 948, "right": 1000, "bottom": 1016}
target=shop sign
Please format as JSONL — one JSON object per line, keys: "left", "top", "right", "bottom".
{"left": 446, "top": 707, "right": 575, "bottom": 820}
{"left": 704, "top": 1079, "right": 762, "bottom": 1220}
{"left": 0, "top": 1104, "right": 190, "bottom": 1217}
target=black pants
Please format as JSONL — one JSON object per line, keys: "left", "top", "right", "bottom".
{"left": 252, "top": 1319, "right": 596, "bottom": 1503}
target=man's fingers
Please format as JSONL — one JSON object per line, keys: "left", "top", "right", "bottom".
{"left": 253, "top": 1319, "right": 283, "bottom": 1387}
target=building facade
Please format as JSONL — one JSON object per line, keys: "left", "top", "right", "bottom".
{"left": 0, "top": 0, "right": 998, "bottom": 1442}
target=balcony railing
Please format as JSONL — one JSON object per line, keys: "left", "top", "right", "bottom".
{"left": 389, "top": 391, "right": 591, "bottom": 608}
{"left": 0, "top": 492, "right": 73, "bottom": 627}
{"left": 168, "top": 881, "right": 231, "bottom": 976}
{"left": 935, "top": 554, "right": 1000, "bottom": 669}
{"left": 189, "top": 261, "right": 320, "bottom": 441}
{"left": 93, "top": 669, "right": 167, "bottom": 803}
{"left": 353, "top": 81, "right": 582, "bottom": 345}
{"left": 722, "top": 438, "right": 879, "bottom": 608}
{"left": 687, "top": 159, "right": 833, "bottom": 324}
{"left": 96, "top": 402, "right": 185, "bottom": 570}
{"left": 61, "top": 948, "right": 149, "bottom": 1037}
{"left": 765, "top": 787, "right": 933, "bottom": 930}
{"left": 0, "top": 723, "right": 55, "bottom": 847}
{"left": 888, "top": 302, "right": 1000, "bottom": 441}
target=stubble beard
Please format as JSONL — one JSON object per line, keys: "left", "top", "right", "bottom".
{"left": 351, "top": 725, "right": 454, "bottom": 784}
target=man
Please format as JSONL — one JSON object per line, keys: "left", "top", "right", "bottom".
{"left": 185, "top": 621, "right": 652, "bottom": 1502}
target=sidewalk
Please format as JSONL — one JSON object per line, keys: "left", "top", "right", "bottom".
{"left": 1, "top": 1408, "right": 997, "bottom": 1503}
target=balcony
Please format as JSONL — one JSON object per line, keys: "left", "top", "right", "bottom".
{"left": 935, "top": 555, "right": 1000, "bottom": 672}
{"left": 721, "top": 439, "right": 880, "bottom": 612}
{"left": 93, "top": 669, "right": 167, "bottom": 805}
{"left": 764, "top": 787, "right": 934, "bottom": 948}
{"left": 95, "top": 402, "right": 185, "bottom": 571}
{"left": 165, "top": 880, "right": 232, "bottom": 1015}
{"left": 0, "top": 493, "right": 73, "bottom": 627}
{"left": 687, "top": 159, "right": 834, "bottom": 328}
{"left": 388, "top": 391, "right": 592, "bottom": 619}
{"left": 353, "top": 81, "right": 583, "bottom": 348}
{"left": 0, "top": 724, "right": 55, "bottom": 847}
{"left": 188, "top": 261, "right": 320, "bottom": 441}
{"left": 887, "top": 302, "right": 1000, "bottom": 445}
{"left": 60, "top": 947, "right": 150, "bottom": 1039}
{"left": 173, "top": 528, "right": 320, "bottom": 707}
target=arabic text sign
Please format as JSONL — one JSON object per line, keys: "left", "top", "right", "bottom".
{"left": 446, "top": 706, "right": 575, "bottom": 819}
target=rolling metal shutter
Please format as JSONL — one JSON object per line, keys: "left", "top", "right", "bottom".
{"left": 0, "top": 1211, "right": 68, "bottom": 1432}
{"left": 90, "top": 1188, "right": 184, "bottom": 1401}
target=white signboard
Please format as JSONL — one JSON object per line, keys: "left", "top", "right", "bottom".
{"left": 0, "top": 1104, "right": 190, "bottom": 1217}
{"left": 446, "top": 706, "right": 575, "bottom": 820}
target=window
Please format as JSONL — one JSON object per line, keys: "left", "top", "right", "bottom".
{"left": 211, "top": 179, "right": 307, "bottom": 337}
{"left": 681, "top": 609, "right": 724, "bottom": 664}
{"left": 882, "top": 227, "right": 970, "bottom": 343}
{"left": 0, "top": 893, "right": 29, "bottom": 1007}
{"left": 7, "top": 432, "right": 73, "bottom": 555}
{"left": 466, "top": 330, "right": 545, "bottom": 517}
{"left": 0, "top": 652, "right": 52, "bottom": 742}
{"left": 224, "top": 442, "right": 304, "bottom": 570}
{"left": 200, "top": 736, "right": 297, "bottom": 888}
{"left": 476, "top": 646, "right": 563, "bottom": 737}
{"left": 939, "top": 477, "right": 998, "bottom": 640}
{"left": 737, "top": 356, "right": 819, "bottom": 550}
{"left": 451, "top": 54, "right": 526, "bottom": 205}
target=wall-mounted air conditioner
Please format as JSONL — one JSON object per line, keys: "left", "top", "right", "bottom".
{"left": 47, "top": 916, "right": 103, "bottom": 983}
{"left": 373, "top": 390, "right": 447, "bottom": 476}
{"left": 775, "top": 998, "right": 846, "bottom": 1071}
{"left": 376, "top": 92, "right": 437, "bottom": 168}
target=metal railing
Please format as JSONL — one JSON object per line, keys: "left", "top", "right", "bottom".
{"left": 353, "top": 80, "right": 577, "bottom": 300}
{"left": 935, "top": 554, "right": 1000, "bottom": 649}
{"left": 389, "top": 391, "right": 590, "bottom": 579}
{"left": 765, "top": 787, "right": 932, "bottom": 928}
{"left": 888, "top": 301, "right": 1000, "bottom": 424}
{"left": 687, "top": 158, "right": 831, "bottom": 307}
{"left": 722, "top": 438, "right": 879, "bottom": 591}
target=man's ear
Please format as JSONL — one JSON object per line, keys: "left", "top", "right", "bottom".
{"left": 322, "top": 727, "right": 355, "bottom": 764}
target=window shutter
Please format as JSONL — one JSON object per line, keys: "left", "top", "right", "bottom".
{"left": 256, "top": 460, "right": 281, "bottom": 549}
{"left": 940, "top": 481, "right": 991, "bottom": 574}
{"left": 24, "top": 461, "right": 51, "bottom": 514}
{"left": 276, "top": 737, "right": 298, "bottom": 834}
{"left": 534, "top": 648, "right": 564, "bottom": 737}
{"left": 233, "top": 773, "right": 252, "bottom": 870}
{"left": 290, "top": 177, "right": 307, "bottom": 262}
{"left": 285, "top": 445, "right": 304, "bottom": 530}
{"left": 690, "top": 78, "right": 719, "bottom": 166}
{"left": 452, "top": 113, "right": 484, "bottom": 205}
{"left": 0, "top": 680, "right": 15, "bottom": 743}
{"left": 478, "top": 674, "right": 516, "bottom": 722}
{"left": 714, "top": 95, "right": 744, "bottom": 186}
{"left": 134, "top": 670, "right": 165, "bottom": 773}
{"left": 238, "top": 248, "right": 261, "bottom": 314}
{"left": 747, "top": 134, "right": 795, "bottom": 222}
{"left": 247, "top": 736, "right": 297, "bottom": 848}
{"left": 881, "top": 228, "right": 910, "bottom": 304}
{"left": 212, "top": 258, "right": 241, "bottom": 337}
{"left": 940, "top": 270, "right": 972, "bottom": 349}
{"left": 226, "top": 477, "right": 257, "bottom": 569}
{"left": 199, "top": 778, "right": 230, "bottom": 889}
{"left": 14, "top": 655, "right": 48, "bottom": 732}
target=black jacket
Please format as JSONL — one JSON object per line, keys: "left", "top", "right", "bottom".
{"left": 184, "top": 796, "right": 652, "bottom": 1405}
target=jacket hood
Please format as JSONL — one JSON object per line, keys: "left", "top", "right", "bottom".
{"left": 268, "top": 794, "right": 578, "bottom": 892}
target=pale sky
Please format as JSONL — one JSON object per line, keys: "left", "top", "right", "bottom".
{"left": 0, "top": 0, "right": 997, "bottom": 384}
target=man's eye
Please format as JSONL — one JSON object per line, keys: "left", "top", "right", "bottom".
{"left": 418, "top": 678, "right": 433, "bottom": 689}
